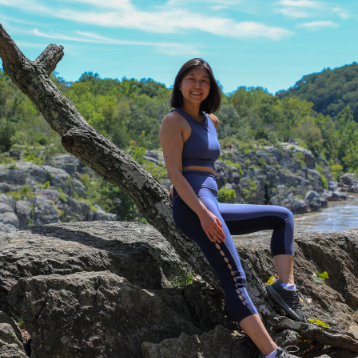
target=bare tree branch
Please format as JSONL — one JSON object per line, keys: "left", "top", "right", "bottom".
{"left": 0, "top": 22, "right": 221, "bottom": 292}
{"left": 34, "top": 44, "right": 64, "bottom": 75}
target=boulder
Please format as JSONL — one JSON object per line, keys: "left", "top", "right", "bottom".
{"left": 327, "top": 191, "right": 347, "bottom": 201}
{"left": 0, "top": 158, "right": 117, "bottom": 234}
{"left": 1, "top": 221, "right": 358, "bottom": 358}
{"left": 0, "top": 311, "right": 27, "bottom": 358}
{"left": 142, "top": 325, "right": 235, "bottom": 358}
{"left": 0, "top": 195, "right": 18, "bottom": 233}
{"left": 339, "top": 174, "right": 358, "bottom": 194}
{"left": 15, "top": 201, "right": 32, "bottom": 228}
{"left": 9, "top": 271, "right": 201, "bottom": 358}
{"left": 33, "top": 195, "right": 60, "bottom": 226}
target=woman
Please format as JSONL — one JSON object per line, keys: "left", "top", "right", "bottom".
{"left": 159, "top": 58, "right": 305, "bottom": 358}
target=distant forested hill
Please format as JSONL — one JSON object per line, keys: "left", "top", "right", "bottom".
{"left": 277, "top": 62, "right": 358, "bottom": 123}
{"left": 1, "top": 67, "right": 357, "bottom": 181}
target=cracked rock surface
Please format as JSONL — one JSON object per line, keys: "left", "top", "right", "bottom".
{"left": 0, "top": 222, "right": 358, "bottom": 357}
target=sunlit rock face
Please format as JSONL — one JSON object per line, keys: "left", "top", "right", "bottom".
{"left": 147, "top": 144, "right": 344, "bottom": 215}
{"left": 0, "top": 155, "right": 116, "bottom": 234}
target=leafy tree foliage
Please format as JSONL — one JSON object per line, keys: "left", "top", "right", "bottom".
{"left": 277, "top": 62, "right": 358, "bottom": 123}
{"left": 1, "top": 67, "right": 358, "bottom": 220}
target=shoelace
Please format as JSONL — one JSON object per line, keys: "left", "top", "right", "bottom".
{"left": 283, "top": 345, "right": 300, "bottom": 357}
{"left": 284, "top": 291, "right": 302, "bottom": 310}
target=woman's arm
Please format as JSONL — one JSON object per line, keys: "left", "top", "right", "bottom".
{"left": 160, "top": 113, "right": 225, "bottom": 243}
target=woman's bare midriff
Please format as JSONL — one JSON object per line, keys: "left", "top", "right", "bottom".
{"left": 182, "top": 166, "right": 216, "bottom": 175}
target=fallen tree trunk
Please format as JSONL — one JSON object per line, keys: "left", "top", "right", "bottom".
{"left": 0, "top": 23, "right": 221, "bottom": 292}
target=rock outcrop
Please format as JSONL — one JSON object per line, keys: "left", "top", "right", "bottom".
{"left": 0, "top": 155, "right": 116, "bottom": 234}
{"left": 339, "top": 173, "right": 358, "bottom": 193}
{"left": 0, "top": 222, "right": 358, "bottom": 357}
{"left": 1, "top": 144, "right": 354, "bottom": 235}
{"left": 145, "top": 143, "right": 351, "bottom": 215}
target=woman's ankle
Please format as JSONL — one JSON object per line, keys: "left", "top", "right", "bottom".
{"left": 261, "top": 343, "right": 278, "bottom": 356}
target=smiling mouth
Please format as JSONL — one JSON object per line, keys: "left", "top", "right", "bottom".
{"left": 191, "top": 92, "right": 202, "bottom": 95}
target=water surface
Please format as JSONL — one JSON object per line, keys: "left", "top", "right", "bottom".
{"left": 232, "top": 193, "right": 358, "bottom": 242}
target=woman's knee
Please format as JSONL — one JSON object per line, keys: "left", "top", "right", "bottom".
{"left": 279, "top": 206, "right": 294, "bottom": 223}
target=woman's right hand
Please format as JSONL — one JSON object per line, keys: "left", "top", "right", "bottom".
{"left": 199, "top": 210, "right": 226, "bottom": 243}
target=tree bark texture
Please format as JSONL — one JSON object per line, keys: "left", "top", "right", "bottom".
{"left": 0, "top": 23, "right": 221, "bottom": 292}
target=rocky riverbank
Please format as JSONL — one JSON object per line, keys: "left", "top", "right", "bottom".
{"left": 0, "top": 155, "right": 116, "bottom": 234}
{"left": 145, "top": 143, "right": 354, "bottom": 214}
{"left": 0, "top": 222, "right": 357, "bottom": 357}
{"left": 1, "top": 143, "right": 356, "bottom": 235}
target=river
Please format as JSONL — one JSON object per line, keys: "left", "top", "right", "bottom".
{"left": 232, "top": 193, "right": 358, "bottom": 242}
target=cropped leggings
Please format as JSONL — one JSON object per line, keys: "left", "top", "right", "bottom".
{"left": 172, "top": 170, "right": 294, "bottom": 324}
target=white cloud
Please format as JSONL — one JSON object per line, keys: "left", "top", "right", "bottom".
{"left": 333, "top": 7, "right": 350, "bottom": 19}
{"left": 211, "top": 5, "right": 228, "bottom": 10}
{"left": 0, "top": 15, "right": 38, "bottom": 25}
{"left": 53, "top": 9, "right": 292, "bottom": 40}
{"left": 0, "top": 0, "right": 292, "bottom": 41}
{"left": 277, "top": 8, "right": 310, "bottom": 17}
{"left": 297, "top": 20, "right": 340, "bottom": 29}
{"left": 277, "top": 0, "right": 323, "bottom": 8}
{"left": 32, "top": 29, "right": 201, "bottom": 56}
{"left": 167, "top": 0, "right": 243, "bottom": 6}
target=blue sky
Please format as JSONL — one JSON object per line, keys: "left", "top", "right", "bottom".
{"left": 0, "top": 0, "right": 357, "bottom": 94}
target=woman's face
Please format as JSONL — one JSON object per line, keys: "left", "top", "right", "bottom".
{"left": 179, "top": 67, "right": 211, "bottom": 106}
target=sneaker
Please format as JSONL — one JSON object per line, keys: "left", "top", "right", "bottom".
{"left": 259, "top": 346, "right": 300, "bottom": 357}
{"left": 266, "top": 280, "right": 307, "bottom": 323}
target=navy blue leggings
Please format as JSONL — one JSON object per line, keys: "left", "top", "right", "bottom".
{"left": 172, "top": 170, "right": 294, "bottom": 324}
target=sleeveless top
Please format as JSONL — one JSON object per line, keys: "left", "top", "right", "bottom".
{"left": 171, "top": 108, "right": 221, "bottom": 171}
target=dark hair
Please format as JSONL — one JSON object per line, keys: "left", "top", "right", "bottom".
{"left": 170, "top": 58, "right": 221, "bottom": 114}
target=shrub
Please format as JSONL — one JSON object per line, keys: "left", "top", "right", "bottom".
{"left": 6, "top": 191, "right": 21, "bottom": 201}
{"left": 222, "top": 159, "right": 244, "bottom": 176}
{"left": 315, "top": 164, "right": 329, "bottom": 189}
{"left": 218, "top": 187, "right": 236, "bottom": 203}
{"left": 38, "top": 181, "right": 50, "bottom": 189}
{"left": 328, "top": 159, "right": 343, "bottom": 182}
{"left": 258, "top": 157, "right": 266, "bottom": 168}
{"left": 56, "top": 188, "right": 67, "bottom": 203}
{"left": 241, "top": 181, "right": 258, "bottom": 203}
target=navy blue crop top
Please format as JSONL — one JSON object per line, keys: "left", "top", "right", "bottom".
{"left": 172, "top": 108, "right": 221, "bottom": 171}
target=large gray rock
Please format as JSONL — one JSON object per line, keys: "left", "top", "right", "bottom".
{"left": 1, "top": 222, "right": 358, "bottom": 358}
{"left": 305, "top": 190, "right": 327, "bottom": 211}
{"left": 235, "top": 228, "right": 358, "bottom": 330}
{"left": 0, "top": 196, "right": 18, "bottom": 233}
{"left": 33, "top": 195, "right": 60, "bottom": 226}
{"left": 142, "top": 325, "right": 234, "bottom": 358}
{"left": 340, "top": 174, "right": 358, "bottom": 193}
{"left": 15, "top": 201, "right": 32, "bottom": 228}
{"left": 327, "top": 191, "right": 347, "bottom": 201}
{"left": 0, "top": 311, "right": 27, "bottom": 358}
{"left": 0, "top": 158, "right": 117, "bottom": 234}
{"left": 9, "top": 271, "right": 201, "bottom": 358}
